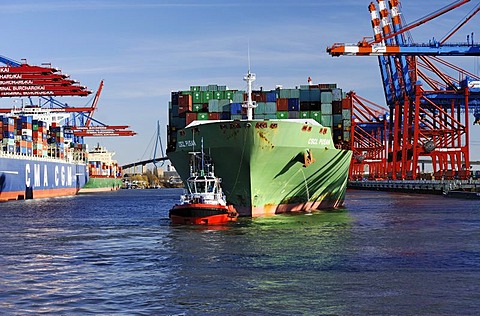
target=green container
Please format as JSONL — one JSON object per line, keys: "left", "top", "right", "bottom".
{"left": 197, "top": 113, "right": 209, "bottom": 120}
{"left": 202, "top": 91, "right": 214, "bottom": 103}
{"left": 192, "top": 104, "right": 203, "bottom": 112}
{"left": 190, "top": 86, "right": 201, "bottom": 92}
{"left": 300, "top": 111, "right": 309, "bottom": 119}
{"left": 225, "top": 91, "right": 235, "bottom": 100}
{"left": 310, "top": 111, "right": 322, "bottom": 123}
{"left": 276, "top": 111, "right": 288, "bottom": 119}
{"left": 213, "top": 91, "right": 225, "bottom": 100}
{"left": 192, "top": 91, "right": 202, "bottom": 103}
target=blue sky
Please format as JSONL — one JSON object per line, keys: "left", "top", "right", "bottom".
{"left": 1, "top": 0, "right": 480, "bottom": 164}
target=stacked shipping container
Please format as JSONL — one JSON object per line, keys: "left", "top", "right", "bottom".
{"left": 0, "top": 115, "right": 84, "bottom": 160}
{"left": 167, "top": 83, "right": 352, "bottom": 150}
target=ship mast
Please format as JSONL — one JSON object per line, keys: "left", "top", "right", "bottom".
{"left": 243, "top": 70, "right": 257, "bottom": 120}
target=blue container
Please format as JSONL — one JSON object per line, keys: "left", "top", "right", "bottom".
{"left": 20, "top": 116, "right": 33, "bottom": 123}
{"left": 288, "top": 98, "right": 299, "bottom": 111}
{"left": 230, "top": 103, "right": 242, "bottom": 115}
{"left": 299, "top": 89, "right": 310, "bottom": 101}
{"left": 2, "top": 117, "right": 14, "bottom": 125}
{"left": 3, "top": 131, "right": 14, "bottom": 139}
{"left": 266, "top": 92, "right": 277, "bottom": 102}
{"left": 220, "top": 112, "right": 231, "bottom": 120}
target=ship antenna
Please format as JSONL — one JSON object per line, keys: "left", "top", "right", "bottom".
{"left": 243, "top": 43, "right": 256, "bottom": 120}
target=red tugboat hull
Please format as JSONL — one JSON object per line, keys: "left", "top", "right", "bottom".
{"left": 169, "top": 203, "right": 238, "bottom": 225}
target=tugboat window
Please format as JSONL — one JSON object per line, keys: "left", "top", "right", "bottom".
{"left": 207, "top": 180, "right": 215, "bottom": 193}
{"left": 195, "top": 178, "right": 206, "bottom": 193}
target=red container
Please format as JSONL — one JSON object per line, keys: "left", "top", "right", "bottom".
{"left": 252, "top": 91, "right": 266, "bottom": 102}
{"left": 186, "top": 113, "right": 197, "bottom": 125}
{"left": 178, "top": 94, "right": 192, "bottom": 107}
{"left": 208, "top": 112, "right": 221, "bottom": 120}
{"left": 276, "top": 98, "right": 289, "bottom": 111}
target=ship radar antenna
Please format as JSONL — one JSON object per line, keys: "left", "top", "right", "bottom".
{"left": 243, "top": 43, "right": 257, "bottom": 120}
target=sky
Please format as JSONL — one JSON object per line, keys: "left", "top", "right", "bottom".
{"left": 1, "top": 0, "right": 480, "bottom": 165}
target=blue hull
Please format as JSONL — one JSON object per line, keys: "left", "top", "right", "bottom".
{"left": 0, "top": 154, "right": 88, "bottom": 201}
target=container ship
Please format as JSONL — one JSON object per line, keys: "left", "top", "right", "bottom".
{"left": 79, "top": 143, "right": 122, "bottom": 193}
{"left": 0, "top": 108, "right": 88, "bottom": 202}
{"left": 166, "top": 73, "right": 352, "bottom": 217}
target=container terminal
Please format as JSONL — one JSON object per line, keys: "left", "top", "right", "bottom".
{"left": 324, "top": 0, "right": 480, "bottom": 197}
{"left": 122, "top": 0, "right": 480, "bottom": 200}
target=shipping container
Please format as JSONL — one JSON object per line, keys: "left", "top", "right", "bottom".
{"left": 332, "top": 101, "right": 342, "bottom": 114}
{"left": 321, "top": 114, "right": 332, "bottom": 127}
{"left": 231, "top": 103, "right": 242, "bottom": 115}
{"left": 332, "top": 88, "right": 342, "bottom": 101}
{"left": 197, "top": 113, "right": 209, "bottom": 120}
{"left": 288, "top": 98, "right": 299, "bottom": 111}
{"left": 265, "top": 102, "right": 277, "bottom": 114}
{"left": 208, "top": 99, "right": 220, "bottom": 112}
{"left": 288, "top": 111, "right": 300, "bottom": 119}
{"left": 276, "top": 98, "right": 288, "bottom": 111}
{"left": 208, "top": 112, "right": 221, "bottom": 120}
{"left": 310, "top": 111, "right": 322, "bottom": 123}
{"left": 321, "top": 91, "right": 333, "bottom": 103}
{"left": 186, "top": 113, "right": 197, "bottom": 125}
{"left": 266, "top": 92, "right": 276, "bottom": 102}
{"left": 321, "top": 103, "right": 333, "bottom": 115}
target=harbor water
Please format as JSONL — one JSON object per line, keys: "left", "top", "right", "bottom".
{"left": 0, "top": 189, "right": 479, "bottom": 315}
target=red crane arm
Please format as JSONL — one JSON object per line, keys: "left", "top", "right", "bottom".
{"left": 85, "top": 80, "right": 104, "bottom": 127}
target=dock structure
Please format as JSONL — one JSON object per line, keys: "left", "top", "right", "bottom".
{"left": 348, "top": 179, "right": 480, "bottom": 195}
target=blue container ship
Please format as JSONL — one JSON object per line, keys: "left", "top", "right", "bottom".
{"left": 0, "top": 108, "right": 89, "bottom": 202}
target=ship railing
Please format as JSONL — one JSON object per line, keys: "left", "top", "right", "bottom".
{"left": 0, "top": 150, "right": 87, "bottom": 164}
{"left": 180, "top": 192, "right": 227, "bottom": 205}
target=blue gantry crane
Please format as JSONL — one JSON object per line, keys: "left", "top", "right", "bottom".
{"left": 327, "top": 0, "right": 480, "bottom": 180}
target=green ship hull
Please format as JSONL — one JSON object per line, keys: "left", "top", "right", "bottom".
{"left": 79, "top": 176, "right": 122, "bottom": 193}
{"left": 167, "top": 119, "right": 352, "bottom": 217}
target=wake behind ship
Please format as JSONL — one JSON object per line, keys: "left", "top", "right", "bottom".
{"left": 167, "top": 72, "right": 352, "bottom": 217}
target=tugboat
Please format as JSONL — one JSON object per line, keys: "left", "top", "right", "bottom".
{"left": 169, "top": 140, "right": 238, "bottom": 225}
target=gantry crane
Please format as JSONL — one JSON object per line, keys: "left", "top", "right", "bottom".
{"left": 0, "top": 54, "right": 136, "bottom": 140}
{"left": 327, "top": 0, "right": 480, "bottom": 180}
